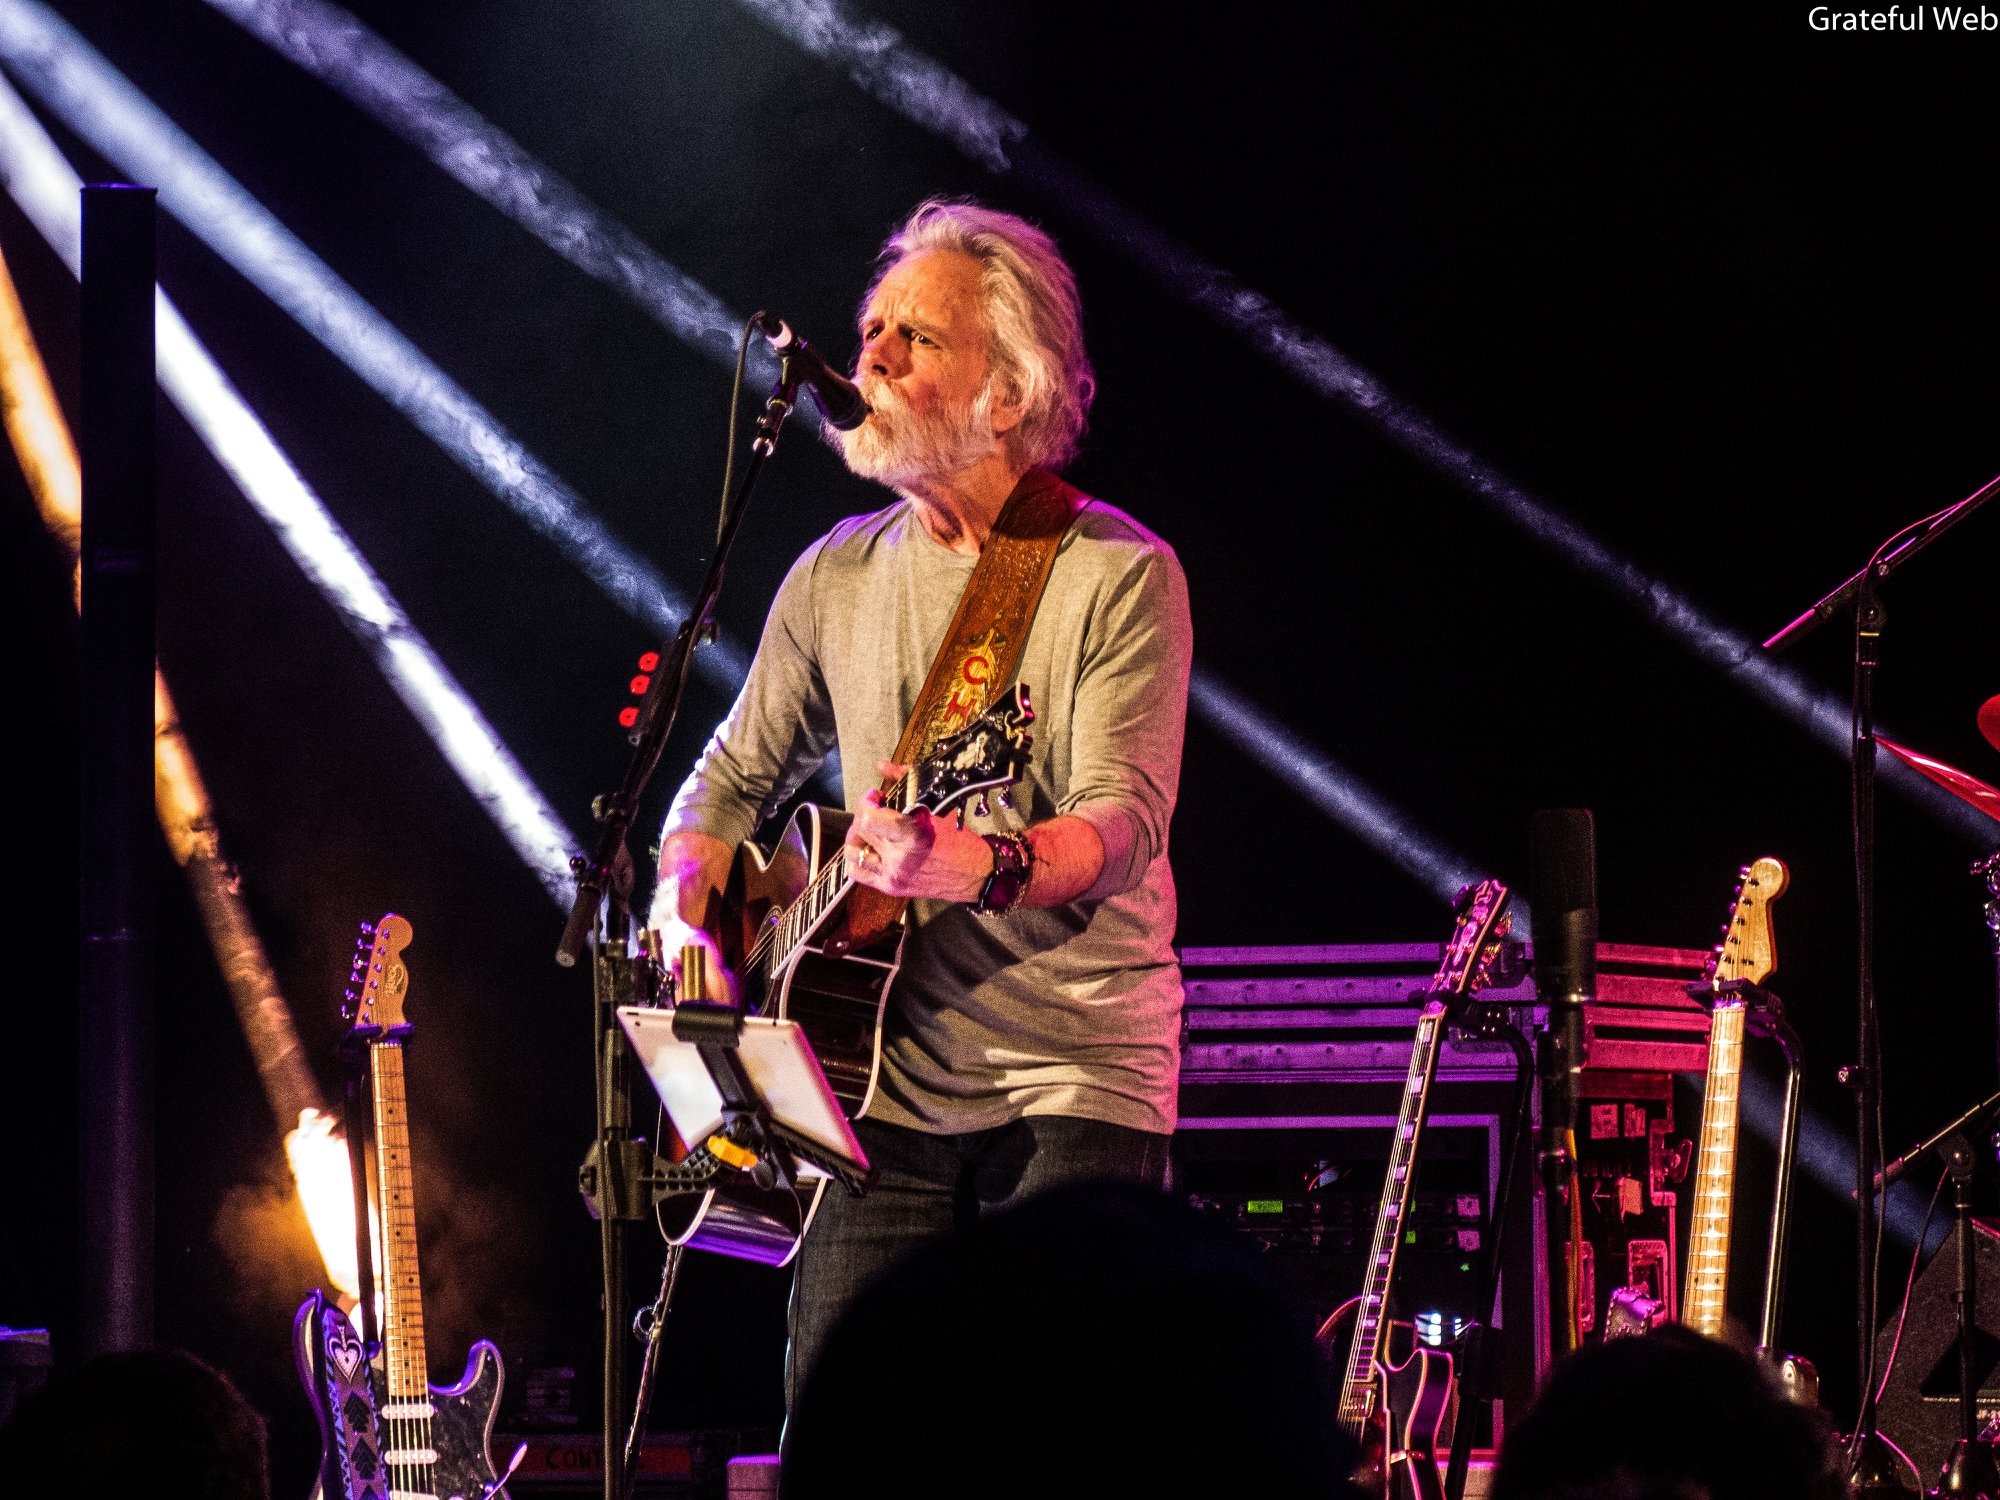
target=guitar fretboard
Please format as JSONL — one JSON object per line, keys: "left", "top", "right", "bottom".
{"left": 1338, "top": 1000, "right": 1445, "bottom": 1433}
{"left": 1683, "top": 999, "right": 1745, "bottom": 1338}
{"left": 750, "top": 768, "right": 917, "bottom": 982}
{"left": 371, "top": 1040, "right": 430, "bottom": 1402}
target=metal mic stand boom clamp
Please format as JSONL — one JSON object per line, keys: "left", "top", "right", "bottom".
{"left": 556, "top": 352, "right": 807, "bottom": 1500}
{"left": 1765, "top": 470, "right": 1999, "bottom": 1493}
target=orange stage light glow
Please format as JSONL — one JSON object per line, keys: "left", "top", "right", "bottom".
{"left": 284, "top": 1107, "right": 369, "bottom": 1304}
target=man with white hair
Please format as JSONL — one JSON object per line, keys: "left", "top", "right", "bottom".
{"left": 648, "top": 198, "right": 1192, "bottom": 1407}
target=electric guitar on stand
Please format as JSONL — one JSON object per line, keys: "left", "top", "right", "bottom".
{"left": 1680, "top": 857, "right": 1788, "bottom": 1341}
{"left": 296, "top": 915, "right": 511, "bottom": 1500}
{"left": 1318, "top": 879, "right": 1514, "bottom": 1500}
{"left": 647, "top": 684, "right": 1035, "bottom": 1263}
{"left": 1680, "top": 857, "right": 1817, "bottom": 1403}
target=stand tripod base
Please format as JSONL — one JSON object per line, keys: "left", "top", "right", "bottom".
{"left": 1851, "top": 1429, "right": 1921, "bottom": 1498}
{"left": 1931, "top": 1438, "right": 2000, "bottom": 1500}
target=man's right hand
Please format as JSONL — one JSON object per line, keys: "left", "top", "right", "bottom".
{"left": 649, "top": 830, "right": 739, "bottom": 1005}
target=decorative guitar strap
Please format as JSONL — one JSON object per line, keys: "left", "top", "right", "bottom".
{"left": 842, "top": 468, "right": 1080, "bottom": 941}
{"left": 890, "top": 467, "right": 1082, "bottom": 770}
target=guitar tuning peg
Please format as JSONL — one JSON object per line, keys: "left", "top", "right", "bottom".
{"left": 995, "top": 788, "right": 1014, "bottom": 811}
{"left": 359, "top": 922, "right": 374, "bottom": 935}
{"left": 971, "top": 793, "right": 990, "bottom": 819}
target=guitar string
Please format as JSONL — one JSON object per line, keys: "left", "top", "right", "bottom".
{"left": 733, "top": 706, "right": 1025, "bottom": 988}
{"left": 738, "top": 765, "right": 917, "bottom": 985}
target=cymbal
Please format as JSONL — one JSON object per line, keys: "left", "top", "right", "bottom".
{"left": 1876, "top": 734, "right": 2000, "bottom": 827}
{"left": 1981, "top": 694, "right": 2000, "bottom": 754}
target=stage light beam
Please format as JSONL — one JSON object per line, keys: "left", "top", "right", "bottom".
{"left": 0, "top": 0, "right": 752, "bottom": 687}
{"left": 0, "top": 67, "right": 582, "bottom": 903}
{"left": 725, "top": 0, "right": 1990, "bottom": 846}
{"left": 1189, "top": 669, "right": 1485, "bottom": 904}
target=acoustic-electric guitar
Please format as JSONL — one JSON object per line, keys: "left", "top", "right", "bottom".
{"left": 652, "top": 684, "right": 1036, "bottom": 1264}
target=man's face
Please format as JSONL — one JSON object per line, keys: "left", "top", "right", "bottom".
{"left": 838, "top": 249, "right": 1005, "bottom": 487}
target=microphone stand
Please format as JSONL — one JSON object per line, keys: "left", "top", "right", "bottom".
{"left": 1765, "top": 472, "right": 1999, "bottom": 1496}
{"left": 557, "top": 352, "right": 806, "bottom": 1500}
{"left": 1875, "top": 1098, "right": 2000, "bottom": 1500}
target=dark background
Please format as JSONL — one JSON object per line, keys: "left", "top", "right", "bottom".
{"left": 3, "top": 1, "right": 1997, "bottom": 1490}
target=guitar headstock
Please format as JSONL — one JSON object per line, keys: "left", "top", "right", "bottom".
{"left": 1708, "top": 857, "right": 1789, "bottom": 986}
{"left": 345, "top": 913, "right": 415, "bottom": 1033}
{"left": 909, "top": 683, "right": 1035, "bottom": 817}
{"left": 1431, "top": 879, "right": 1514, "bottom": 999}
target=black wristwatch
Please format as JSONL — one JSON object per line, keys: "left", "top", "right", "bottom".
{"left": 972, "top": 832, "right": 1034, "bottom": 917}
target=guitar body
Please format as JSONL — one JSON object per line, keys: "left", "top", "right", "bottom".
{"left": 722, "top": 803, "right": 901, "bottom": 1116}
{"left": 295, "top": 1293, "right": 507, "bottom": 1500}
{"left": 416, "top": 1340, "right": 508, "bottom": 1500}
{"left": 659, "top": 804, "right": 902, "bottom": 1264}
{"left": 1318, "top": 1298, "right": 1455, "bottom": 1500}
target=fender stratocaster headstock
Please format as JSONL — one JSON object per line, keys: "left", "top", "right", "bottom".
{"left": 1708, "top": 857, "right": 1788, "bottom": 988}
{"left": 346, "top": 912, "right": 415, "bottom": 1034}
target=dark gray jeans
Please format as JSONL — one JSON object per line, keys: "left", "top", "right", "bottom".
{"left": 784, "top": 1112, "right": 1172, "bottom": 1412}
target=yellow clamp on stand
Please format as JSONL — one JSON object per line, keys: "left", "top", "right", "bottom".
{"left": 705, "top": 1134, "right": 760, "bottom": 1172}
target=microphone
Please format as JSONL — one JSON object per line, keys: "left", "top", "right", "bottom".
{"left": 752, "top": 312, "right": 870, "bottom": 431}
{"left": 1531, "top": 807, "right": 1597, "bottom": 1352}
{"left": 1531, "top": 809, "right": 1598, "bottom": 1161}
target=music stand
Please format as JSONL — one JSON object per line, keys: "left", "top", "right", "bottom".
{"left": 618, "top": 1003, "right": 872, "bottom": 1198}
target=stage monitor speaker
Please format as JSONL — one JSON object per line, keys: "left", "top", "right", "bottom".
{"left": 1873, "top": 1217, "right": 2000, "bottom": 1481}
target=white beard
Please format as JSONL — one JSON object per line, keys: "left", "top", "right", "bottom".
{"left": 837, "top": 379, "right": 997, "bottom": 489}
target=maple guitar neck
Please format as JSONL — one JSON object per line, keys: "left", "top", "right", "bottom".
{"left": 1682, "top": 1000, "right": 1745, "bottom": 1339}
{"left": 1680, "top": 856, "right": 1788, "bottom": 1342}
{"left": 370, "top": 1037, "right": 430, "bottom": 1407}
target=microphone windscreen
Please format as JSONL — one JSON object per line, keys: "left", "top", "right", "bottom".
{"left": 1530, "top": 807, "right": 1598, "bottom": 1001}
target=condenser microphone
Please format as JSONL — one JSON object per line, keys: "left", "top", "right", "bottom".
{"left": 1531, "top": 808, "right": 1598, "bottom": 1156}
{"left": 1532, "top": 806, "right": 1597, "bottom": 1353}
{"left": 751, "top": 312, "right": 870, "bottom": 431}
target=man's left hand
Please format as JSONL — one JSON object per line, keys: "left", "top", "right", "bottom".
{"left": 844, "top": 759, "right": 995, "bottom": 901}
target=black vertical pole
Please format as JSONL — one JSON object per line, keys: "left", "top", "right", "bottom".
{"left": 78, "top": 184, "right": 157, "bottom": 1361}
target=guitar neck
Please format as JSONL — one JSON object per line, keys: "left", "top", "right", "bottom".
{"left": 1338, "top": 999, "right": 1447, "bottom": 1429}
{"left": 770, "top": 852, "right": 861, "bottom": 973}
{"left": 371, "top": 1039, "right": 430, "bottom": 1401}
{"left": 763, "top": 769, "right": 921, "bottom": 974}
{"left": 1683, "top": 999, "right": 1746, "bottom": 1338}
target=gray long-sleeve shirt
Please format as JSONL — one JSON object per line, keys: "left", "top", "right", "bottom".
{"left": 663, "top": 491, "right": 1192, "bottom": 1134}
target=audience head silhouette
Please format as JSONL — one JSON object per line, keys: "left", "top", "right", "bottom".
{"left": 1493, "top": 1325, "right": 1844, "bottom": 1500}
{"left": 784, "top": 1182, "right": 1361, "bottom": 1498}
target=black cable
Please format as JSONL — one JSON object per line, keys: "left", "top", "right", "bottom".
{"left": 717, "top": 317, "right": 761, "bottom": 546}
{"left": 1872, "top": 1171, "right": 1949, "bottom": 1408}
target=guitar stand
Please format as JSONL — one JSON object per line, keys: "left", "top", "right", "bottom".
{"left": 337, "top": 1018, "right": 383, "bottom": 1363}
{"left": 1442, "top": 1003, "right": 1536, "bottom": 1500}
{"left": 1693, "top": 978, "right": 1810, "bottom": 1388}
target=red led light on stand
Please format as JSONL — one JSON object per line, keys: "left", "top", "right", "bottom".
{"left": 618, "top": 706, "right": 639, "bottom": 729}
